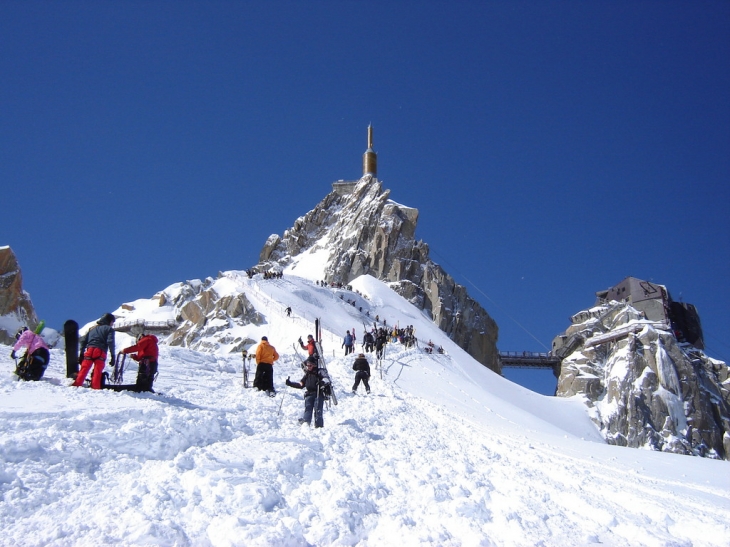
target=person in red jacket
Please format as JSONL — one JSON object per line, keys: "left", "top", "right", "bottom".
{"left": 114, "top": 333, "right": 159, "bottom": 392}
{"left": 298, "top": 334, "right": 319, "bottom": 359}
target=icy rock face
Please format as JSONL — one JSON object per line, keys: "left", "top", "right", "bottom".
{"left": 162, "top": 276, "right": 264, "bottom": 353}
{"left": 556, "top": 302, "right": 730, "bottom": 459}
{"left": 0, "top": 246, "right": 39, "bottom": 344}
{"left": 260, "top": 176, "right": 500, "bottom": 373}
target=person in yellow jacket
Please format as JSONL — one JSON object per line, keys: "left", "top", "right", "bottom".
{"left": 254, "top": 336, "right": 279, "bottom": 397}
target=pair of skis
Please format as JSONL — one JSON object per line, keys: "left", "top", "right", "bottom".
{"left": 313, "top": 318, "right": 338, "bottom": 406}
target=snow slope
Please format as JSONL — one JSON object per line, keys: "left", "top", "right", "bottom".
{"left": 1, "top": 274, "right": 728, "bottom": 546}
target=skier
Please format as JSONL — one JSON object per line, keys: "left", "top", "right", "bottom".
{"left": 254, "top": 336, "right": 279, "bottom": 397}
{"left": 11, "top": 325, "right": 50, "bottom": 381}
{"left": 73, "top": 313, "right": 116, "bottom": 389}
{"left": 363, "top": 330, "right": 375, "bottom": 353}
{"left": 375, "top": 330, "right": 387, "bottom": 359}
{"left": 285, "top": 306, "right": 292, "bottom": 317}
{"left": 352, "top": 353, "right": 371, "bottom": 394}
{"left": 342, "top": 330, "right": 354, "bottom": 356}
{"left": 110, "top": 333, "right": 159, "bottom": 392}
{"left": 285, "top": 356, "right": 332, "bottom": 428}
{"left": 298, "top": 334, "right": 319, "bottom": 359}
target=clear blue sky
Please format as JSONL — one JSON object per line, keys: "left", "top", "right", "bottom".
{"left": 2, "top": 1, "right": 728, "bottom": 394}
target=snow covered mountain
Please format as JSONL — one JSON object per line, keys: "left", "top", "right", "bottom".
{"left": 1, "top": 272, "right": 729, "bottom": 546}
{"left": 258, "top": 175, "right": 500, "bottom": 373}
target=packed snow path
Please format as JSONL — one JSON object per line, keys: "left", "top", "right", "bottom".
{"left": 1, "top": 343, "right": 728, "bottom": 546}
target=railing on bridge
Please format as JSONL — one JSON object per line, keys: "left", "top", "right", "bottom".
{"left": 499, "top": 351, "right": 562, "bottom": 377}
{"left": 114, "top": 319, "right": 178, "bottom": 336}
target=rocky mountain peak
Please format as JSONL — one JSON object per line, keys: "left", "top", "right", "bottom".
{"left": 555, "top": 298, "right": 730, "bottom": 459}
{"left": 258, "top": 176, "right": 500, "bottom": 373}
{"left": 0, "top": 246, "right": 39, "bottom": 344}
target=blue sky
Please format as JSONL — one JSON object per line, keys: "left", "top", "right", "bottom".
{"left": 2, "top": 1, "right": 728, "bottom": 394}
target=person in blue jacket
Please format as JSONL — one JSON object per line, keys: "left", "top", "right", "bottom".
{"left": 342, "top": 330, "right": 354, "bottom": 355}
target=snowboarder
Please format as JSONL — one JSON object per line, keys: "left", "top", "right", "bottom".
{"left": 285, "top": 356, "right": 332, "bottom": 428}
{"left": 342, "top": 330, "right": 354, "bottom": 355}
{"left": 298, "top": 334, "right": 319, "bottom": 359}
{"left": 110, "top": 333, "right": 159, "bottom": 392}
{"left": 352, "top": 353, "right": 371, "bottom": 394}
{"left": 11, "top": 325, "right": 50, "bottom": 381}
{"left": 73, "top": 313, "right": 116, "bottom": 389}
{"left": 254, "top": 336, "right": 279, "bottom": 397}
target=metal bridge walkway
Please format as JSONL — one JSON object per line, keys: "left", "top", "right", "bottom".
{"left": 499, "top": 351, "right": 561, "bottom": 378}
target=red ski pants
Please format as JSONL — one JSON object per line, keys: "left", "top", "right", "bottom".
{"left": 73, "top": 347, "right": 107, "bottom": 389}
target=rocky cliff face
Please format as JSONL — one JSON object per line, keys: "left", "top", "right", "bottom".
{"left": 114, "top": 276, "right": 266, "bottom": 354}
{"left": 555, "top": 301, "right": 730, "bottom": 459}
{"left": 0, "top": 246, "right": 39, "bottom": 345}
{"left": 259, "top": 176, "right": 500, "bottom": 373}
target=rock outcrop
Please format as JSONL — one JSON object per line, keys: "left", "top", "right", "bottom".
{"left": 126, "top": 275, "right": 265, "bottom": 354}
{"left": 259, "top": 176, "right": 500, "bottom": 373}
{"left": 555, "top": 301, "right": 730, "bottom": 459}
{"left": 0, "top": 246, "right": 39, "bottom": 345}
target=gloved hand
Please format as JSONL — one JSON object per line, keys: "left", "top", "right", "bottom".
{"left": 298, "top": 337, "right": 302, "bottom": 345}
{"left": 78, "top": 354, "right": 85, "bottom": 364}
{"left": 285, "top": 377, "right": 293, "bottom": 387}
{"left": 10, "top": 350, "right": 16, "bottom": 359}
{"left": 109, "top": 357, "right": 115, "bottom": 367}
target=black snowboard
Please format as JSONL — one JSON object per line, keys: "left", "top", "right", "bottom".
{"left": 64, "top": 319, "right": 79, "bottom": 378}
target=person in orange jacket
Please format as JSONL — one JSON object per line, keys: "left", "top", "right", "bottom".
{"left": 254, "top": 336, "right": 279, "bottom": 397}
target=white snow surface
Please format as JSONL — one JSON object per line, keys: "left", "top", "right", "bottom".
{"left": 1, "top": 273, "right": 729, "bottom": 546}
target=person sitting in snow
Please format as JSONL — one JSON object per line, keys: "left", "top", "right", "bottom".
{"left": 11, "top": 325, "right": 50, "bottom": 381}
{"left": 73, "top": 313, "right": 116, "bottom": 389}
{"left": 285, "top": 356, "right": 332, "bottom": 428}
{"left": 352, "top": 353, "right": 371, "bottom": 394}
{"left": 107, "top": 333, "right": 159, "bottom": 392}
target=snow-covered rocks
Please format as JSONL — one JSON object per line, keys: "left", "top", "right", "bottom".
{"left": 556, "top": 301, "right": 730, "bottom": 459}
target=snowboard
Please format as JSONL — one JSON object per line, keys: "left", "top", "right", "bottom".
{"left": 63, "top": 319, "right": 79, "bottom": 379}
{"left": 242, "top": 351, "right": 250, "bottom": 388}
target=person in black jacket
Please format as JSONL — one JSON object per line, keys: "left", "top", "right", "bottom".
{"left": 285, "top": 356, "right": 332, "bottom": 428}
{"left": 352, "top": 353, "right": 371, "bottom": 394}
{"left": 73, "top": 313, "right": 115, "bottom": 389}
{"left": 375, "top": 331, "right": 387, "bottom": 359}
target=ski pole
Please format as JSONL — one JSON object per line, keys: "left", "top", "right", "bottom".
{"left": 277, "top": 390, "right": 287, "bottom": 416}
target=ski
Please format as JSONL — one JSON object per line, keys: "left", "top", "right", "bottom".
{"left": 63, "top": 319, "right": 79, "bottom": 379}
{"left": 314, "top": 338, "right": 337, "bottom": 406}
{"left": 111, "top": 352, "right": 127, "bottom": 384}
